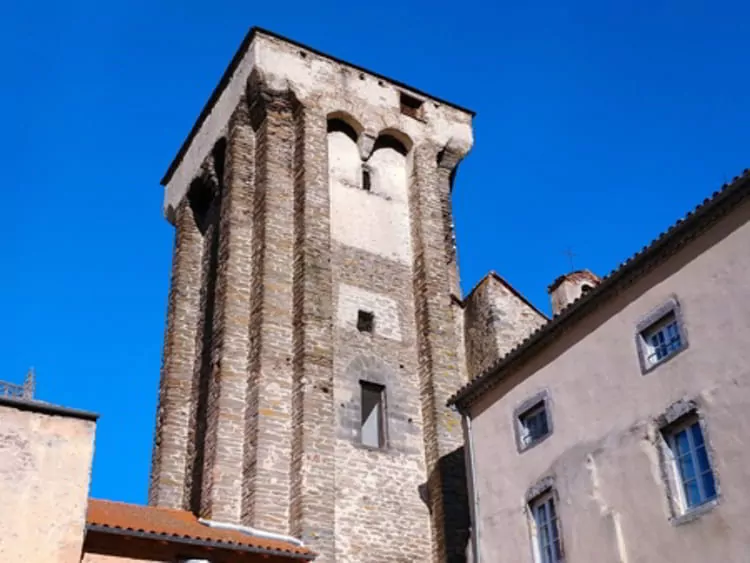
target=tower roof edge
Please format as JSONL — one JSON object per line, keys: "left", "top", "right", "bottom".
{"left": 160, "top": 26, "right": 476, "bottom": 188}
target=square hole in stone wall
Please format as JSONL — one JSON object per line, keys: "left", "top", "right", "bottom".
{"left": 357, "top": 310, "right": 374, "bottom": 333}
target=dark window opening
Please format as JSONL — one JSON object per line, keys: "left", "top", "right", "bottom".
{"left": 361, "top": 381, "right": 386, "bottom": 448}
{"left": 518, "top": 401, "right": 550, "bottom": 449}
{"left": 362, "top": 168, "right": 371, "bottom": 191}
{"left": 327, "top": 118, "right": 359, "bottom": 142}
{"left": 187, "top": 179, "right": 214, "bottom": 234}
{"left": 357, "top": 310, "right": 374, "bottom": 333}
{"left": 373, "top": 134, "right": 408, "bottom": 156}
{"left": 400, "top": 92, "right": 424, "bottom": 120}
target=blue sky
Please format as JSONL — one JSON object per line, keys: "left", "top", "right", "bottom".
{"left": 4, "top": 1, "right": 748, "bottom": 504}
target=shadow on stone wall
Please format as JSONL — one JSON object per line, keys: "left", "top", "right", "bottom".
{"left": 420, "top": 446, "right": 471, "bottom": 563}
{"left": 441, "top": 446, "right": 471, "bottom": 563}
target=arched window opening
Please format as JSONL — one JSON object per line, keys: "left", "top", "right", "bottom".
{"left": 187, "top": 178, "right": 213, "bottom": 234}
{"left": 327, "top": 118, "right": 359, "bottom": 143}
{"left": 373, "top": 134, "right": 408, "bottom": 156}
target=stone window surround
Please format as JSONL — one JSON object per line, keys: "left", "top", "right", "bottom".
{"left": 342, "top": 355, "right": 396, "bottom": 453}
{"left": 513, "top": 390, "right": 554, "bottom": 454}
{"left": 635, "top": 295, "right": 689, "bottom": 375}
{"left": 653, "top": 399, "right": 721, "bottom": 526}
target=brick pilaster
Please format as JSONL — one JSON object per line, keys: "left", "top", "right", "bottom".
{"left": 149, "top": 198, "right": 204, "bottom": 509}
{"left": 242, "top": 72, "right": 297, "bottom": 531}
{"left": 289, "top": 105, "right": 336, "bottom": 558}
{"left": 409, "top": 142, "right": 468, "bottom": 562}
{"left": 197, "top": 102, "right": 256, "bottom": 523}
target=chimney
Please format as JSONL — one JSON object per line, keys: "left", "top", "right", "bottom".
{"left": 548, "top": 270, "right": 600, "bottom": 315}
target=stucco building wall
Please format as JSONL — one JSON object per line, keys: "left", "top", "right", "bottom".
{"left": 0, "top": 401, "right": 96, "bottom": 563}
{"left": 469, "top": 199, "right": 750, "bottom": 562}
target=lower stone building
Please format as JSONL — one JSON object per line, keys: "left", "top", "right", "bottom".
{"left": 449, "top": 169, "right": 750, "bottom": 562}
{"left": 0, "top": 388, "right": 316, "bottom": 563}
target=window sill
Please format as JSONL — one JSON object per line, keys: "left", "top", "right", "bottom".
{"left": 670, "top": 497, "right": 719, "bottom": 526}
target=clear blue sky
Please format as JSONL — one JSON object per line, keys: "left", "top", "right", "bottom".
{"left": 4, "top": 1, "right": 748, "bottom": 504}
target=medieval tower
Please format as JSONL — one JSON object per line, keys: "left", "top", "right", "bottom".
{"left": 149, "top": 28, "right": 476, "bottom": 562}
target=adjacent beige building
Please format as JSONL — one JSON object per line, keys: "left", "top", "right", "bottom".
{"left": 0, "top": 394, "right": 97, "bottom": 563}
{"left": 449, "top": 169, "right": 750, "bottom": 562}
{"left": 0, "top": 385, "right": 316, "bottom": 562}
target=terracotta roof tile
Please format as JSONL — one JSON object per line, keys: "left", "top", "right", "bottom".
{"left": 87, "top": 499, "right": 315, "bottom": 560}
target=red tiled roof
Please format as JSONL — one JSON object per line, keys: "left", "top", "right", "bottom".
{"left": 87, "top": 499, "right": 315, "bottom": 560}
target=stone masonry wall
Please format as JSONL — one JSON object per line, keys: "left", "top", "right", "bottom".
{"left": 463, "top": 274, "right": 547, "bottom": 380}
{"left": 151, "top": 29, "right": 477, "bottom": 563}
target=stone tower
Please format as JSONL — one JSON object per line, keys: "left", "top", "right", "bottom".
{"left": 149, "top": 28, "right": 474, "bottom": 562}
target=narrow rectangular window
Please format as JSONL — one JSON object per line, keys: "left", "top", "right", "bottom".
{"left": 529, "top": 491, "right": 563, "bottom": 563}
{"left": 664, "top": 418, "right": 717, "bottom": 511}
{"left": 361, "top": 382, "right": 385, "bottom": 448}
{"left": 362, "top": 168, "right": 371, "bottom": 191}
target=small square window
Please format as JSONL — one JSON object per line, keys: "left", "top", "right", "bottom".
{"left": 399, "top": 92, "right": 424, "bottom": 120}
{"left": 357, "top": 310, "right": 374, "bottom": 333}
{"left": 515, "top": 393, "right": 552, "bottom": 452}
{"left": 529, "top": 490, "right": 564, "bottom": 563}
{"left": 636, "top": 298, "right": 688, "bottom": 373}
{"left": 663, "top": 416, "right": 717, "bottom": 514}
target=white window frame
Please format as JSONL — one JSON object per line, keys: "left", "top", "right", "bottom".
{"left": 528, "top": 490, "right": 564, "bottom": 563}
{"left": 642, "top": 313, "right": 682, "bottom": 366}
{"left": 635, "top": 297, "right": 688, "bottom": 374}
{"left": 663, "top": 417, "right": 718, "bottom": 514}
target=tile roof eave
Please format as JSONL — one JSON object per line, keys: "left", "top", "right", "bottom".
{"left": 448, "top": 168, "right": 750, "bottom": 412}
{"left": 86, "top": 523, "right": 316, "bottom": 561}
